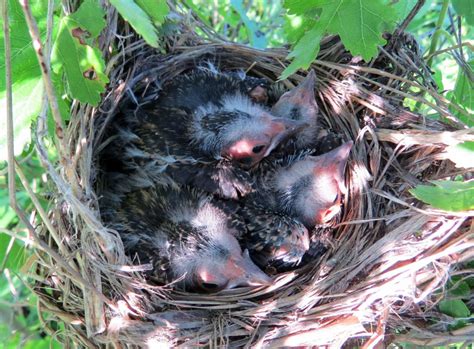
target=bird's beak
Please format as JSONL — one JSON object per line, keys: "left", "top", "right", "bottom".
{"left": 294, "top": 69, "right": 316, "bottom": 99}
{"left": 225, "top": 249, "right": 273, "bottom": 289}
{"left": 272, "top": 70, "right": 317, "bottom": 113}
{"left": 317, "top": 140, "right": 353, "bottom": 195}
{"left": 327, "top": 140, "right": 353, "bottom": 176}
{"left": 264, "top": 118, "right": 309, "bottom": 157}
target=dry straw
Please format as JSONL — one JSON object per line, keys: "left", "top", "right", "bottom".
{"left": 6, "top": 1, "right": 473, "bottom": 347}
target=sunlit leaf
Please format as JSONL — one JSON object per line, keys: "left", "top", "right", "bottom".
{"left": 444, "top": 141, "right": 474, "bottom": 169}
{"left": 0, "top": 233, "right": 26, "bottom": 272}
{"left": 0, "top": 0, "right": 48, "bottom": 159}
{"left": 284, "top": 0, "right": 318, "bottom": 15}
{"left": 452, "top": 0, "right": 474, "bottom": 25}
{"left": 410, "top": 180, "right": 474, "bottom": 212}
{"left": 451, "top": 60, "right": 474, "bottom": 127}
{"left": 110, "top": 0, "right": 159, "bottom": 47}
{"left": 284, "top": 15, "right": 317, "bottom": 45}
{"left": 326, "top": 0, "right": 392, "bottom": 61}
{"left": 135, "top": 0, "right": 169, "bottom": 26}
{"left": 281, "top": 0, "right": 396, "bottom": 79}
{"left": 0, "top": 79, "right": 42, "bottom": 160}
{"left": 51, "top": 0, "right": 108, "bottom": 106}
{"left": 392, "top": 0, "right": 418, "bottom": 20}
{"left": 281, "top": 26, "right": 323, "bottom": 79}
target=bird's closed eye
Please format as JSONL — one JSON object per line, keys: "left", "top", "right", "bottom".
{"left": 201, "top": 282, "right": 220, "bottom": 290}
{"left": 252, "top": 145, "right": 265, "bottom": 154}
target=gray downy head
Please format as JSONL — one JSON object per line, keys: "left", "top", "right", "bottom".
{"left": 273, "top": 141, "right": 353, "bottom": 228}
{"left": 170, "top": 202, "right": 272, "bottom": 292}
{"left": 271, "top": 70, "right": 319, "bottom": 148}
{"left": 194, "top": 93, "right": 307, "bottom": 168}
{"left": 189, "top": 242, "right": 273, "bottom": 292}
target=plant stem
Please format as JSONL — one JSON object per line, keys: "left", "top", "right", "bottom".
{"left": 19, "top": 0, "right": 69, "bottom": 164}
{"left": 427, "top": 0, "right": 449, "bottom": 68}
{"left": 1, "top": 0, "right": 15, "bottom": 209}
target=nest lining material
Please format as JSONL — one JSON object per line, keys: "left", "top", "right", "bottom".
{"left": 29, "top": 10, "right": 474, "bottom": 348}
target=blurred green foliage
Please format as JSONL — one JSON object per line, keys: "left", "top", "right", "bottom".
{"left": 0, "top": 0, "right": 472, "bottom": 347}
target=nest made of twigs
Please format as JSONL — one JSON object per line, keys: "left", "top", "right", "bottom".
{"left": 29, "top": 5, "right": 474, "bottom": 348}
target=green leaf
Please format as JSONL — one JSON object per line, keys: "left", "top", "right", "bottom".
{"left": 392, "top": 0, "right": 418, "bottom": 20}
{"left": 284, "top": 15, "right": 318, "bottom": 45}
{"left": 135, "top": 0, "right": 169, "bottom": 26}
{"left": 326, "top": 0, "right": 391, "bottom": 61}
{"left": 450, "top": 60, "right": 474, "bottom": 127}
{"left": 281, "top": 0, "right": 395, "bottom": 79}
{"left": 410, "top": 180, "right": 474, "bottom": 212}
{"left": 69, "top": 0, "right": 106, "bottom": 38}
{"left": 284, "top": 0, "right": 319, "bottom": 15}
{"left": 438, "top": 299, "right": 471, "bottom": 318}
{"left": 51, "top": 0, "right": 108, "bottom": 106}
{"left": 445, "top": 141, "right": 474, "bottom": 169}
{"left": 431, "top": 68, "right": 444, "bottom": 92}
{"left": 448, "top": 319, "right": 467, "bottom": 331}
{"left": 23, "top": 338, "right": 62, "bottom": 349}
{"left": 0, "top": 0, "right": 48, "bottom": 159}
{"left": 230, "top": 0, "right": 267, "bottom": 49}
{"left": 0, "top": 233, "right": 26, "bottom": 272}
{"left": 109, "top": 0, "right": 159, "bottom": 48}
{"left": 0, "top": 79, "right": 43, "bottom": 161}
{"left": 448, "top": 280, "right": 471, "bottom": 298}
{"left": 281, "top": 26, "right": 324, "bottom": 79}
{"left": 452, "top": 0, "right": 474, "bottom": 25}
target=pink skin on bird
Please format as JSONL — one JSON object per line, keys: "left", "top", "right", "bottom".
{"left": 224, "top": 115, "right": 308, "bottom": 168}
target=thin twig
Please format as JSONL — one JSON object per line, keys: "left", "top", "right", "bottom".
{"left": 2, "top": 0, "right": 15, "bottom": 209}
{"left": 425, "top": 42, "right": 474, "bottom": 61}
{"left": 389, "top": 0, "right": 426, "bottom": 49}
{"left": 1, "top": 226, "right": 116, "bottom": 309}
{"left": 14, "top": 160, "right": 70, "bottom": 258}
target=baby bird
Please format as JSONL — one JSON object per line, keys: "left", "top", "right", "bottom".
{"left": 250, "top": 141, "right": 353, "bottom": 229}
{"left": 216, "top": 199, "right": 310, "bottom": 269}
{"left": 115, "top": 70, "right": 306, "bottom": 199}
{"left": 241, "top": 209, "right": 310, "bottom": 269}
{"left": 110, "top": 186, "right": 272, "bottom": 292}
{"left": 271, "top": 70, "right": 319, "bottom": 150}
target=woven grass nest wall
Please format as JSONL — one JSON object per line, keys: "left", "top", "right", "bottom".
{"left": 30, "top": 6, "right": 474, "bottom": 348}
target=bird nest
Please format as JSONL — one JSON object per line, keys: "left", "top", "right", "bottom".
{"left": 29, "top": 7, "right": 473, "bottom": 348}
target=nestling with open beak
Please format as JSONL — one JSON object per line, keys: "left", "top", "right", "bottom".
{"left": 109, "top": 186, "right": 272, "bottom": 292}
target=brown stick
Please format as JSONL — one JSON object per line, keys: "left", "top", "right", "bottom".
{"left": 389, "top": 0, "right": 426, "bottom": 49}
{"left": 18, "top": 0, "right": 70, "bottom": 168}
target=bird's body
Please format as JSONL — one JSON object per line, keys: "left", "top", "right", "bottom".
{"left": 215, "top": 198, "right": 310, "bottom": 269}
{"left": 99, "top": 68, "right": 352, "bottom": 285}
{"left": 108, "top": 185, "right": 272, "bottom": 292}
{"left": 104, "top": 70, "right": 306, "bottom": 199}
